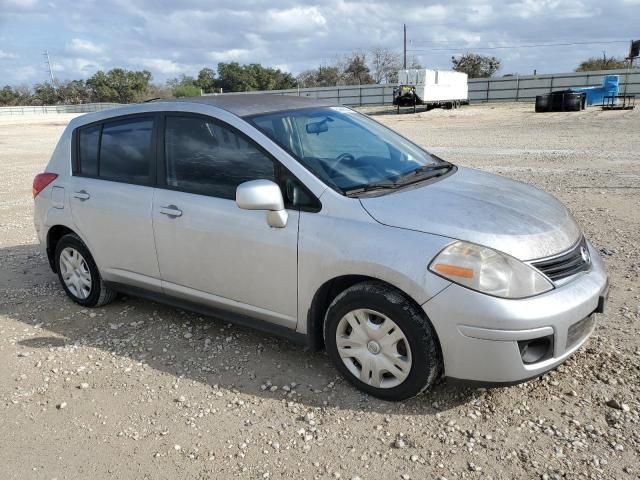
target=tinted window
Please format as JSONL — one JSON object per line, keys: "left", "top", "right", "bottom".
{"left": 165, "top": 116, "right": 275, "bottom": 199}
{"left": 282, "top": 169, "right": 319, "bottom": 210}
{"left": 78, "top": 125, "right": 100, "bottom": 176}
{"left": 99, "top": 118, "right": 153, "bottom": 183}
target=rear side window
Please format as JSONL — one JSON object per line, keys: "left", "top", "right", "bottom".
{"left": 164, "top": 115, "right": 275, "bottom": 199}
{"left": 77, "top": 125, "right": 100, "bottom": 176}
{"left": 99, "top": 118, "right": 153, "bottom": 184}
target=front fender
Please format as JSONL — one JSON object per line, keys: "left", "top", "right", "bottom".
{"left": 297, "top": 211, "right": 452, "bottom": 334}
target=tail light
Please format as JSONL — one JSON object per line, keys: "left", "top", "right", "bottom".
{"left": 33, "top": 172, "right": 58, "bottom": 198}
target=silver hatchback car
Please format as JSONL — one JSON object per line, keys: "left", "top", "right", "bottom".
{"left": 33, "top": 95, "right": 608, "bottom": 400}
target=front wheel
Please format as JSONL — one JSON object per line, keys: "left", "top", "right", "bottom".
{"left": 324, "top": 282, "right": 442, "bottom": 401}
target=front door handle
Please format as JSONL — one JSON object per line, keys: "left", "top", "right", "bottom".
{"left": 73, "top": 190, "right": 90, "bottom": 201}
{"left": 159, "top": 205, "right": 182, "bottom": 217}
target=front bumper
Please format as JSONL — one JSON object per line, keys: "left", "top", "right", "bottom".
{"left": 422, "top": 241, "right": 608, "bottom": 383}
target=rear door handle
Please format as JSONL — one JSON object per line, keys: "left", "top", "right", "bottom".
{"left": 73, "top": 190, "right": 90, "bottom": 201}
{"left": 159, "top": 205, "right": 182, "bottom": 217}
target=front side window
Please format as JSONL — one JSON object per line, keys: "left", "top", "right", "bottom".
{"left": 249, "top": 107, "right": 449, "bottom": 193}
{"left": 99, "top": 118, "right": 153, "bottom": 183}
{"left": 164, "top": 115, "right": 275, "bottom": 199}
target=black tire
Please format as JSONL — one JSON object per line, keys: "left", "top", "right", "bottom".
{"left": 324, "top": 281, "right": 442, "bottom": 401}
{"left": 54, "top": 233, "right": 116, "bottom": 307}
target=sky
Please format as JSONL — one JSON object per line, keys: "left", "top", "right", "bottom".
{"left": 0, "top": 0, "right": 638, "bottom": 86}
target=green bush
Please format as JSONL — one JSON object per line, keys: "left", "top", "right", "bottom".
{"left": 173, "top": 84, "right": 201, "bottom": 97}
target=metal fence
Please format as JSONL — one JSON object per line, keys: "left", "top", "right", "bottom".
{"left": 0, "top": 102, "right": 120, "bottom": 116}
{"left": 469, "top": 68, "right": 639, "bottom": 103}
{"left": 205, "top": 68, "right": 640, "bottom": 106}
{"left": 2, "top": 69, "right": 637, "bottom": 114}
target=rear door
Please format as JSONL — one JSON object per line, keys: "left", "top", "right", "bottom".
{"left": 69, "top": 115, "right": 161, "bottom": 291}
{"left": 151, "top": 113, "right": 300, "bottom": 328}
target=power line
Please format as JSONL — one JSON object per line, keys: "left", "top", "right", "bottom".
{"left": 409, "top": 38, "right": 630, "bottom": 46}
{"left": 407, "top": 40, "right": 630, "bottom": 52}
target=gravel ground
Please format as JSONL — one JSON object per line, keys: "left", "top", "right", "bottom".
{"left": 1, "top": 104, "right": 639, "bottom": 480}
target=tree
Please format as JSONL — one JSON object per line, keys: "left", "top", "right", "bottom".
{"left": 451, "top": 53, "right": 500, "bottom": 78}
{"left": 216, "top": 62, "right": 255, "bottom": 92}
{"left": 215, "top": 62, "right": 296, "bottom": 92}
{"left": 575, "top": 55, "right": 630, "bottom": 72}
{"left": 86, "top": 68, "right": 152, "bottom": 103}
{"left": 57, "top": 80, "right": 91, "bottom": 104}
{"left": 33, "top": 83, "right": 59, "bottom": 105}
{"left": 196, "top": 67, "right": 217, "bottom": 93}
{"left": 370, "top": 48, "right": 402, "bottom": 84}
{"left": 0, "top": 85, "right": 30, "bottom": 106}
{"left": 143, "top": 83, "right": 173, "bottom": 101}
{"left": 342, "top": 53, "right": 375, "bottom": 85}
{"left": 297, "top": 65, "right": 342, "bottom": 87}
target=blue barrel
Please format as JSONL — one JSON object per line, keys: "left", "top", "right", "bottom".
{"left": 570, "top": 75, "right": 620, "bottom": 106}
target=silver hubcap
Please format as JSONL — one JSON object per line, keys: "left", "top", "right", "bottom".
{"left": 59, "top": 247, "right": 92, "bottom": 300}
{"left": 336, "top": 309, "right": 412, "bottom": 389}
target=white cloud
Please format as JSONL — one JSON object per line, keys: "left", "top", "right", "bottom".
{"left": 0, "top": 0, "right": 39, "bottom": 9}
{"left": 138, "top": 58, "right": 185, "bottom": 74}
{"left": 0, "top": 49, "right": 18, "bottom": 59}
{"left": 52, "top": 57, "right": 104, "bottom": 77}
{"left": 207, "top": 49, "right": 253, "bottom": 63}
{"left": 509, "top": 0, "right": 594, "bottom": 18}
{"left": 14, "top": 65, "right": 37, "bottom": 81}
{"left": 66, "top": 38, "right": 103, "bottom": 55}
{"left": 408, "top": 4, "right": 448, "bottom": 20}
{"left": 263, "top": 7, "right": 327, "bottom": 33}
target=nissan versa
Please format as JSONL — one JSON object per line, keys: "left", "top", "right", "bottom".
{"left": 33, "top": 95, "right": 609, "bottom": 401}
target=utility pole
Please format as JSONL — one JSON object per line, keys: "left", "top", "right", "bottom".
{"left": 43, "top": 50, "right": 55, "bottom": 85}
{"left": 403, "top": 24, "right": 407, "bottom": 69}
{"left": 623, "top": 40, "right": 633, "bottom": 98}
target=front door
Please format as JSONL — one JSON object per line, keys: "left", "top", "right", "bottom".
{"left": 152, "top": 113, "right": 299, "bottom": 328}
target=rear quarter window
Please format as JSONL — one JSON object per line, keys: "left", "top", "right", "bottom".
{"left": 77, "top": 125, "right": 100, "bottom": 176}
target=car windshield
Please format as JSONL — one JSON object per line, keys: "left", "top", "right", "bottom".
{"left": 248, "top": 106, "right": 447, "bottom": 194}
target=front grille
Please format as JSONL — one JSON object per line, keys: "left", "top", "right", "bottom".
{"left": 566, "top": 315, "right": 595, "bottom": 350}
{"left": 531, "top": 237, "right": 590, "bottom": 281}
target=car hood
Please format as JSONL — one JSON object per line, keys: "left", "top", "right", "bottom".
{"left": 359, "top": 167, "right": 581, "bottom": 261}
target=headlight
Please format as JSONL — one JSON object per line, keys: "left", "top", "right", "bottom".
{"left": 429, "top": 241, "right": 553, "bottom": 299}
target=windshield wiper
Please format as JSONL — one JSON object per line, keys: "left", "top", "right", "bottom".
{"left": 344, "top": 182, "right": 398, "bottom": 196}
{"left": 395, "top": 162, "right": 454, "bottom": 185}
{"left": 343, "top": 163, "right": 454, "bottom": 196}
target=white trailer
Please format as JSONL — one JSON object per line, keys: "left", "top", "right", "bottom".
{"left": 394, "top": 69, "right": 468, "bottom": 112}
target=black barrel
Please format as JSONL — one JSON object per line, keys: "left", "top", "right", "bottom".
{"left": 535, "top": 95, "right": 550, "bottom": 112}
{"left": 550, "top": 92, "right": 567, "bottom": 111}
{"left": 563, "top": 93, "right": 583, "bottom": 111}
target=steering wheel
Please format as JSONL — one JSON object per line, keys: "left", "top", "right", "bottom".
{"left": 333, "top": 152, "right": 356, "bottom": 169}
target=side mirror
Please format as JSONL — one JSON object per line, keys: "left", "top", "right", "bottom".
{"left": 236, "top": 180, "right": 288, "bottom": 228}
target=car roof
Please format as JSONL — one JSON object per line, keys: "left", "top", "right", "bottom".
{"left": 164, "top": 93, "right": 336, "bottom": 117}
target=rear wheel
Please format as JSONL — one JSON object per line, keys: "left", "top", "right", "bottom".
{"left": 55, "top": 233, "right": 116, "bottom": 307}
{"left": 324, "top": 282, "right": 442, "bottom": 401}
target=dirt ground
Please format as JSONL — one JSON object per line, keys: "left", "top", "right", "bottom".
{"left": 0, "top": 104, "right": 638, "bottom": 480}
